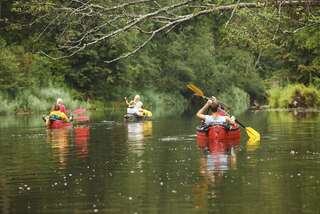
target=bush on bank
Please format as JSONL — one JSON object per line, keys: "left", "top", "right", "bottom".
{"left": 268, "top": 84, "right": 320, "bottom": 108}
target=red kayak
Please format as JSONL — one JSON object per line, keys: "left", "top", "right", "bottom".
{"left": 196, "top": 125, "right": 241, "bottom": 152}
{"left": 48, "top": 120, "right": 73, "bottom": 129}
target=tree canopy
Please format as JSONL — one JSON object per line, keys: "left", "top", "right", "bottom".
{"left": 0, "top": 0, "right": 319, "bottom": 113}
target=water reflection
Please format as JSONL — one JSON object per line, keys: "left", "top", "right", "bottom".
{"left": 197, "top": 134, "right": 240, "bottom": 179}
{"left": 246, "top": 137, "right": 261, "bottom": 152}
{"left": 46, "top": 125, "right": 90, "bottom": 168}
{"left": 194, "top": 139, "right": 240, "bottom": 209}
{"left": 199, "top": 140, "right": 239, "bottom": 177}
{"left": 126, "top": 121, "right": 152, "bottom": 156}
{"left": 127, "top": 121, "right": 152, "bottom": 142}
{"left": 1, "top": 111, "right": 320, "bottom": 213}
{"left": 74, "top": 126, "right": 90, "bottom": 158}
{"left": 47, "top": 128, "right": 71, "bottom": 169}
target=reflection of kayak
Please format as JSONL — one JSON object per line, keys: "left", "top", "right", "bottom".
{"left": 48, "top": 120, "right": 73, "bottom": 129}
{"left": 196, "top": 125, "right": 240, "bottom": 151}
{"left": 124, "top": 109, "right": 152, "bottom": 122}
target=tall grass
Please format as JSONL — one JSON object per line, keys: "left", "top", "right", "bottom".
{"left": 0, "top": 94, "right": 17, "bottom": 115}
{"left": 0, "top": 86, "right": 90, "bottom": 115}
{"left": 268, "top": 84, "right": 320, "bottom": 108}
{"left": 144, "top": 90, "right": 188, "bottom": 116}
{"left": 124, "top": 90, "right": 188, "bottom": 117}
{"left": 219, "top": 86, "right": 250, "bottom": 114}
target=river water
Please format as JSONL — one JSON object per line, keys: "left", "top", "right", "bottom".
{"left": 0, "top": 110, "right": 320, "bottom": 213}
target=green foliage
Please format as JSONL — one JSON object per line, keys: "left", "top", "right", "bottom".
{"left": 142, "top": 90, "right": 188, "bottom": 117}
{"left": 0, "top": 86, "right": 89, "bottom": 115}
{"left": 0, "top": 0, "right": 319, "bottom": 114}
{"left": 268, "top": 84, "right": 320, "bottom": 108}
{"left": 0, "top": 94, "right": 17, "bottom": 115}
{"left": 219, "top": 86, "right": 250, "bottom": 114}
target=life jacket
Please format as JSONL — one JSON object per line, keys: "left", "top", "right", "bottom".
{"left": 49, "top": 111, "right": 68, "bottom": 122}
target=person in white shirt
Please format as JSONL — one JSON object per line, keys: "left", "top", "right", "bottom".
{"left": 196, "top": 98, "right": 235, "bottom": 126}
{"left": 124, "top": 95, "right": 144, "bottom": 116}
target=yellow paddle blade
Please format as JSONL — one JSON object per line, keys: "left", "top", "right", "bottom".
{"left": 245, "top": 127, "right": 261, "bottom": 141}
{"left": 187, "top": 83, "right": 204, "bottom": 97}
{"left": 246, "top": 137, "right": 260, "bottom": 152}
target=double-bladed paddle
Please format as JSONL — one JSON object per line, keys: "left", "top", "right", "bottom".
{"left": 187, "top": 83, "right": 260, "bottom": 141}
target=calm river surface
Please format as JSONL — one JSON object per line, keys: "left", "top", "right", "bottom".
{"left": 0, "top": 110, "right": 320, "bottom": 214}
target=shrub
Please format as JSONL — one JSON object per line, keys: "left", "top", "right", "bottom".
{"left": 0, "top": 93, "right": 16, "bottom": 115}
{"left": 219, "top": 86, "right": 250, "bottom": 114}
{"left": 268, "top": 84, "right": 320, "bottom": 108}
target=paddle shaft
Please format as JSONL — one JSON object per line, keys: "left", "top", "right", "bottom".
{"left": 235, "top": 119, "right": 245, "bottom": 128}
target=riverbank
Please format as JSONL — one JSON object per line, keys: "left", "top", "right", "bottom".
{"left": 249, "top": 105, "right": 320, "bottom": 113}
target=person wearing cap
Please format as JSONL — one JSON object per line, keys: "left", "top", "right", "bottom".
{"left": 124, "top": 95, "right": 144, "bottom": 116}
{"left": 56, "top": 98, "right": 67, "bottom": 114}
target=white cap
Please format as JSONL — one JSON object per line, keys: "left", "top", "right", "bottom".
{"left": 134, "top": 95, "right": 140, "bottom": 101}
{"left": 56, "top": 98, "right": 63, "bottom": 104}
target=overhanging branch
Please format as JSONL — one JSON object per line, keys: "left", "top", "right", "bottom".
{"left": 35, "top": 0, "right": 319, "bottom": 62}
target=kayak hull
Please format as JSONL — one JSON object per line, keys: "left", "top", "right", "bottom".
{"left": 196, "top": 125, "right": 241, "bottom": 151}
{"left": 48, "top": 120, "right": 73, "bottom": 129}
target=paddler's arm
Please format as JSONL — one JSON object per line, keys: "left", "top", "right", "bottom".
{"left": 225, "top": 116, "right": 236, "bottom": 125}
{"left": 196, "top": 100, "right": 212, "bottom": 120}
{"left": 124, "top": 97, "right": 130, "bottom": 106}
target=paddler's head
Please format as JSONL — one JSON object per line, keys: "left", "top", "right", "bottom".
{"left": 52, "top": 104, "right": 60, "bottom": 111}
{"left": 209, "top": 100, "right": 219, "bottom": 113}
{"left": 56, "top": 98, "right": 63, "bottom": 105}
{"left": 134, "top": 95, "right": 140, "bottom": 102}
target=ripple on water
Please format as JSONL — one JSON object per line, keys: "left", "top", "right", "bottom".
{"left": 159, "top": 135, "right": 195, "bottom": 142}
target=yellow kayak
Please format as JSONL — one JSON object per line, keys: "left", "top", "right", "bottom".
{"left": 142, "top": 109, "right": 152, "bottom": 117}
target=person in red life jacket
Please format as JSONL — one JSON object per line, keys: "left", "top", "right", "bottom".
{"left": 56, "top": 98, "right": 67, "bottom": 114}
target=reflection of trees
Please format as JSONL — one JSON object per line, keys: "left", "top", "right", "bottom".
{"left": 0, "top": 115, "right": 44, "bottom": 128}
{"left": 0, "top": 176, "right": 10, "bottom": 214}
{"left": 267, "top": 111, "right": 320, "bottom": 142}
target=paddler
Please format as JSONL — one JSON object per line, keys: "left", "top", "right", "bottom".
{"left": 196, "top": 98, "right": 235, "bottom": 127}
{"left": 43, "top": 104, "right": 71, "bottom": 126}
{"left": 56, "top": 98, "right": 67, "bottom": 114}
{"left": 124, "top": 95, "right": 144, "bottom": 117}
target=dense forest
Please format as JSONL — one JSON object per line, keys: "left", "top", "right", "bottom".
{"left": 0, "top": 0, "right": 319, "bottom": 115}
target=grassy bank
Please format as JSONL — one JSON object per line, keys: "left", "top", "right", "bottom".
{"left": 0, "top": 86, "right": 90, "bottom": 115}
{"left": 268, "top": 84, "right": 320, "bottom": 109}
{"left": 0, "top": 85, "right": 256, "bottom": 116}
